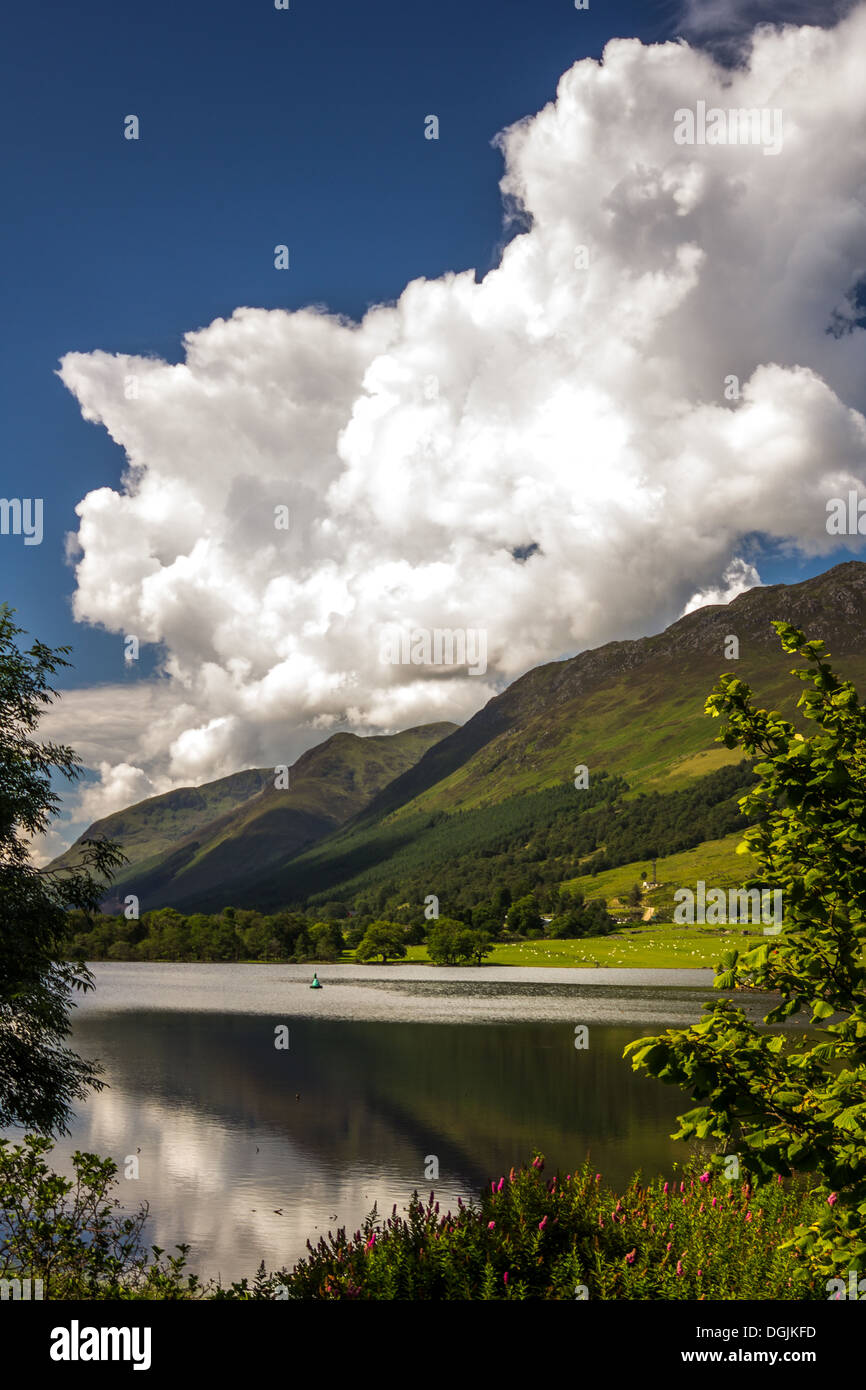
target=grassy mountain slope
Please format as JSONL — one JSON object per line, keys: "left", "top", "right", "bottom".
{"left": 55, "top": 723, "right": 457, "bottom": 912}
{"left": 248, "top": 761, "right": 755, "bottom": 915}
{"left": 564, "top": 831, "right": 756, "bottom": 912}
{"left": 51, "top": 768, "right": 274, "bottom": 878}
{"left": 364, "top": 561, "right": 866, "bottom": 822}
{"left": 242, "top": 561, "right": 866, "bottom": 913}
{"left": 64, "top": 562, "right": 866, "bottom": 916}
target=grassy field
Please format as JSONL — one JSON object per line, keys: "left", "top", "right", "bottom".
{"left": 360, "top": 833, "right": 768, "bottom": 970}
{"left": 400, "top": 921, "right": 762, "bottom": 969}
{"left": 563, "top": 830, "right": 758, "bottom": 913}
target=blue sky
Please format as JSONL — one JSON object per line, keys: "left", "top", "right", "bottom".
{"left": 2, "top": 0, "right": 668, "bottom": 682}
{"left": 3, "top": 0, "right": 864, "bottom": 852}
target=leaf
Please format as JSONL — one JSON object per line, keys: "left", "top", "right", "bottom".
{"left": 833, "top": 1108, "right": 866, "bottom": 1133}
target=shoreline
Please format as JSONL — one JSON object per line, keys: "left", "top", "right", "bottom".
{"left": 79, "top": 957, "right": 717, "bottom": 978}
{"left": 79, "top": 958, "right": 716, "bottom": 984}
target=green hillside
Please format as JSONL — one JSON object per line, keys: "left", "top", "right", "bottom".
{"left": 247, "top": 761, "right": 754, "bottom": 916}
{"left": 247, "top": 561, "right": 866, "bottom": 913}
{"left": 57, "top": 561, "right": 866, "bottom": 919}
{"left": 565, "top": 831, "right": 756, "bottom": 911}
{"left": 371, "top": 562, "right": 866, "bottom": 821}
{"left": 53, "top": 722, "right": 457, "bottom": 912}
{"left": 52, "top": 767, "right": 274, "bottom": 874}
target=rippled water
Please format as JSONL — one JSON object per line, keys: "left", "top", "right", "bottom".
{"left": 15, "top": 963, "right": 777, "bottom": 1283}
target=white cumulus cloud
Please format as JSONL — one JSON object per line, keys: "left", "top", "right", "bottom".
{"left": 52, "top": 5, "right": 866, "bottom": 847}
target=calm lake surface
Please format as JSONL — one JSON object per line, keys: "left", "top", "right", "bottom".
{"left": 23, "top": 963, "right": 778, "bottom": 1283}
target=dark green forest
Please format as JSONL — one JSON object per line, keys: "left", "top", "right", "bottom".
{"left": 294, "top": 759, "right": 755, "bottom": 916}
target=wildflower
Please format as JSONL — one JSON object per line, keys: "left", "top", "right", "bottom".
{"left": 776, "top": 1175, "right": 783, "bottom": 1185}
{"left": 699, "top": 1172, "right": 710, "bottom": 1185}
{"left": 676, "top": 1261, "right": 683, "bottom": 1276}
{"left": 680, "top": 1182, "right": 685, "bottom": 1193}
{"left": 697, "top": 1269, "right": 702, "bottom": 1278}
{"left": 625, "top": 1249, "right": 636, "bottom": 1265}
{"left": 488, "top": 1221, "right": 496, "bottom": 1230}
{"left": 745, "top": 1212, "right": 752, "bottom": 1222}
{"left": 711, "top": 1197, "right": 717, "bottom": 1208}
{"left": 365, "top": 1234, "right": 376, "bottom": 1251}
{"left": 666, "top": 1242, "right": 672, "bottom": 1252}
{"left": 503, "top": 1272, "right": 509, "bottom": 1286}
{"left": 663, "top": 1182, "right": 669, "bottom": 1195}
{"left": 497, "top": 1178, "right": 505, "bottom": 1193}
{"left": 595, "top": 1173, "right": 601, "bottom": 1183}
{"left": 828, "top": 1193, "right": 838, "bottom": 1207}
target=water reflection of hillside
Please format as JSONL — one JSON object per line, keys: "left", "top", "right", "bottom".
{"left": 73, "top": 1012, "right": 690, "bottom": 1189}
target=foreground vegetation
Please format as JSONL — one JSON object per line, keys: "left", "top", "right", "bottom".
{"left": 629, "top": 623, "right": 866, "bottom": 1276}
{"left": 0, "top": 1136, "right": 828, "bottom": 1301}
{"left": 277, "top": 1155, "right": 825, "bottom": 1301}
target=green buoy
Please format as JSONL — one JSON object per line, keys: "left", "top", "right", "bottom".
{"left": 310, "top": 973, "right": 322, "bottom": 989}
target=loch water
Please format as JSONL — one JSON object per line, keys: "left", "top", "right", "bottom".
{"left": 29, "top": 962, "right": 776, "bottom": 1283}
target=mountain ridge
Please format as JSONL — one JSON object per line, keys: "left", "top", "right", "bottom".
{"left": 55, "top": 562, "right": 866, "bottom": 914}
{"left": 52, "top": 722, "right": 458, "bottom": 911}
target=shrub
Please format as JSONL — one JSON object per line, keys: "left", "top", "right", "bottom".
{"left": 0, "top": 1135, "right": 201, "bottom": 1300}
{"left": 627, "top": 625, "right": 866, "bottom": 1276}
{"left": 275, "top": 1154, "right": 824, "bottom": 1301}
